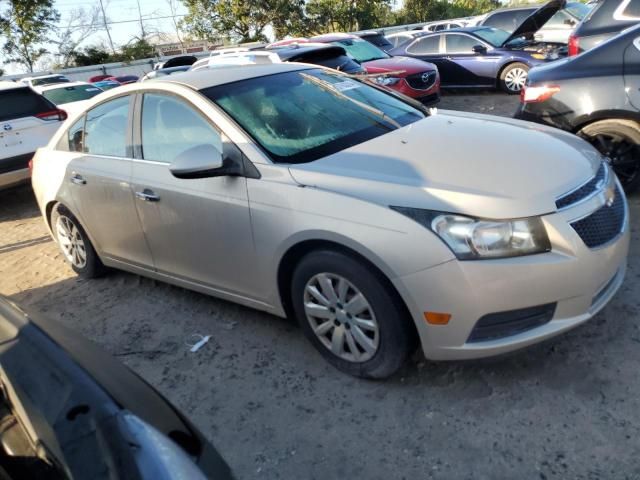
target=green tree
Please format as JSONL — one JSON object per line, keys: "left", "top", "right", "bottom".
{"left": 0, "top": 0, "right": 60, "bottom": 72}
{"left": 118, "top": 37, "right": 155, "bottom": 61}
{"left": 399, "top": 0, "right": 499, "bottom": 24}
{"left": 72, "top": 46, "right": 112, "bottom": 67}
{"left": 306, "top": 0, "right": 394, "bottom": 33}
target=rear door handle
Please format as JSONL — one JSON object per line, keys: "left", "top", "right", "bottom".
{"left": 70, "top": 173, "right": 86, "bottom": 185}
{"left": 135, "top": 189, "right": 160, "bottom": 202}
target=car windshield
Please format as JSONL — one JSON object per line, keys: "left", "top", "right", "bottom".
{"left": 202, "top": 69, "right": 425, "bottom": 164}
{"left": 565, "top": 2, "right": 592, "bottom": 19}
{"left": 43, "top": 85, "right": 103, "bottom": 105}
{"left": 332, "top": 38, "right": 389, "bottom": 62}
{"left": 473, "top": 27, "right": 511, "bottom": 47}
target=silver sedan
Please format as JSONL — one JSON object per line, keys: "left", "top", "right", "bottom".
{"left": 32, "top": 63, "right": 629, "bottom": 378}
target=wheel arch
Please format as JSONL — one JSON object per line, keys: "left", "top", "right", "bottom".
{"left": 276, "top": 238, "right": 418, "bottom": 345}
{"left": 46, "top": 200, "right": 102, "bottom": 255}
{"left": 571, "top": 111, "right": 640, "bottom": 134}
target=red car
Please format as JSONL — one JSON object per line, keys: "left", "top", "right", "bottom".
{"left": 308, "top": 33, "right": 440, "bottom": 105}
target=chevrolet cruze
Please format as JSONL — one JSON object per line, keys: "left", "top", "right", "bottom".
{"left": 32, "top": 63, "right": 630, "bottom": 378}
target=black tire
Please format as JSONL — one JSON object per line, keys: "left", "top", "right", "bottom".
{"left": 578, "top": 119, "right": 640, "bottom": 194}
{"left": 499, "top": 62, "right": 529, "bottom": 94}
{"left": 51, "top": 204, "right": 106, "bottom": 278}
{"left": 291, "top": 249, "right": 415, "bottom": 379}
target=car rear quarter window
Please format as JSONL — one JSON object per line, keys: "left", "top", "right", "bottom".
{"left": 140, "top": 93, "right": 223, "bottom": 164}
{"left": 83, "top": 96, "right": 130, "bottom": 157}
{"left": 407, "top": 35, "right": 441, "bottom": 54}
{"left": 620, "top": 0, "right": 640, "bottom": 19}
{"left": 444, "top": 34, "right": 478, "bottom": 53}
{"left": 0, "top": 87, "right": 57, "bottom": 122}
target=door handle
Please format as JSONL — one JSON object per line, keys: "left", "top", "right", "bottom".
{"left": 135, "top": 189, "right": 160, "bottom": 202}
{"left": 70, "top": 173, "right": 86, "bottom": 185}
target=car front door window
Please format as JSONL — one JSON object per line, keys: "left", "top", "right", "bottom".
{"left": 406, "top": 35, "right": 441, "bottom": 55}
{"left": 444, "top": 34, "right": 478, "bottom": 54}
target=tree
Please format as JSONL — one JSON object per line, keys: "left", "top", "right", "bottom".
{"left": 72, "top": 45, "right": 112, "bottom": 67}
{"left": 306, "top": 0, "right": 394, "bottom": 33}
{"left": 399, "top": 0, "right": 499, "bottom": 24}
{"left": 118, "top": 37, "right": 155, "bottom": 61}
{"left": 51, "top": 6, "right": 102, "bottom": 68}
{"left": 0, "top": 0, "right": 60, "bottom": 73}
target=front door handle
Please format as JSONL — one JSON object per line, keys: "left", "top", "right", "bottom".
{"left": 135, "top": 189, "right": 160, "bottom": 202}
{"left": 70, "top": 173, "right": 86, "bottom": 185}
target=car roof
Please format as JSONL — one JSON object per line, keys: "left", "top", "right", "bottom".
{"left": 37, "top": 81, "right": 93, "bottom": 91}
{"left": 164, "top": 63, "right": 313, "bottom": 90}
{"left": 268, "top": 42, "right": 346, "bottom": 59}
{"left": 310, "top": 32, "right": 359, "bottom": 42}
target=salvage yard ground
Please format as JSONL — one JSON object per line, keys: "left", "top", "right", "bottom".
{"left": 1, "top": 92, "right": 639, "bottom": 479}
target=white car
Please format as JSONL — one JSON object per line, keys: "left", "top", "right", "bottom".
{"left": 190, "top": 50, "right": 280, "bottom": 71}
{"left": 20, "top": 74, "right": 70, "bottom": 88}
{"left": 34, "top": 82, "right": 104, "bottom": 118}
{"left": 0, "top": 83, "right": 66, "bottom": 190}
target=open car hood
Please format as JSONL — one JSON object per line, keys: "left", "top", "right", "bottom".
{"left": 502, "top": 0, "right": 566, "bottom": 45}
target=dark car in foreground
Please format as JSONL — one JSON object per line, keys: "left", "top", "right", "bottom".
{"left": 569, "top": 0, "right": 640, "bottom": 55}
{"left": 516, "top": 24, "right": 640, "bottom": 192}
{"left": 267, "top": 43, "right": 365, "bottom": 74}
{"left": 388, "top": 25, "right": 555, "bottom": 93}
{"left": 0, "top": 296, "right": 233, "bottom": 479}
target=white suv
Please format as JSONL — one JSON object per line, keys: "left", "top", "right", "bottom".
{"left": 0, "top": 83, "right": 66, "bottom": 190}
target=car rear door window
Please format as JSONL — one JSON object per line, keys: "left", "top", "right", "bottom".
{"left": 68, "top": 117, "right": 86, "bottom": 152}
{"left": 140, "top": 93, "right": 223, "bottom": 164}
{"left": 0, "top": 87, "right": 57, "bottom": 122}
{"left": 444, "top": 34, "right": 478, "bottom": 53}
{"left": 406, "top": 35, "right": 441, "bottom": 54}
{"left": 621, "top": 0, "right": 640, "bottom": 19}
{"left": 83, "top": 96, "right": 130, "bottom": 157}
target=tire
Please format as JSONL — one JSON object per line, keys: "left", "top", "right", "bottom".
{"left": 499, "top": 62, "right": 529, "bottom": 94}
{"left": 291, "top": 249, "right": 415, "bottom": 379}
{"left": 578, "top": 119, "right": 640, "bottom": 194}
{"left": 51, "top": 204, "right": 106, "bottom": 278}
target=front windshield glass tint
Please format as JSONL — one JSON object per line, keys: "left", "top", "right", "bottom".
{"left": 202, "top": 69, "right": 425, "bottom": 164}
{"left": 333, "top": 38, "right": 389, "bottom": 62}
{"left": 473, "top": 27, "right": 511, "bottom": 47}
{"left": 43, "top": 85, "right": 103, "bottom": 105}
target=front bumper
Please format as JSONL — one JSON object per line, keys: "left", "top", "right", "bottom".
{"left": 391, "top": 75, "right": 440, "bottom": 103}
{"left": 393, "top": 189, "right": 630, "bottom": 361}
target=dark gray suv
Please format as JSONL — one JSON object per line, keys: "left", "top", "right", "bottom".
{"left": 569, "top": 0, "right": 640, "bottom": 55}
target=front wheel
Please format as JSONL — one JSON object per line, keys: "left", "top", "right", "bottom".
{"left": 291, "top": 250, "right": 415, "bottom": 379}
{"left": 499, "top": 62, "right": 529, "bottom": 94}
{"left": 578, "top": 119, "right": 640, "bottom": 193}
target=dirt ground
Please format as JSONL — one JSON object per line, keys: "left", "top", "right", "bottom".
{"left": 1, "top": 91, "right": 639, "bottom": 480}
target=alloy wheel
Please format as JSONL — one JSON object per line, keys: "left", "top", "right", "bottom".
{"left": 588, "top": 132, "right": 640, "bottom": 188}
{"left": 303, "top": 273, "right": 380, "bottom": 363}
{"left": 504, "top": 67, "right": 527, "bottom": 92}
{"left": 56, "top": 215, "right": 87, "bottom": 268}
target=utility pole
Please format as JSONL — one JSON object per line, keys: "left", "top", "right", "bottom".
{"left": 98, "top": 0, "right": 116, "bottom": 54}
{"left": 136, "top": 0, "right": 147, "bottom": 39}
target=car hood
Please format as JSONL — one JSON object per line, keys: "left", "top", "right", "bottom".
{"left": 288, "top": 109, "right": 602, "bottom": 219}
{"left": 503, "top": 0, "right": 566, "bottom": 45}
{"left": 362, "top": 56, "right": 437, "bottom": 75}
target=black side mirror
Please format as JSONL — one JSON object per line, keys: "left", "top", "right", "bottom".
{"left": 169, "top": 144, "right": 242, "bottom": 179}
{"left": 472, "top": 44, "right": 487, "bottom": 55}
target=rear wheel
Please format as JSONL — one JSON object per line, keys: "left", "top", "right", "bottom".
{"left": 499, "top": 62, "right": 529, "bottom": 94}
{"left": 291, "top": 250, "right": 415, "bottom": 379}
{"left": 578, "top": 119, "right": 640, "bottom": 193}
{"left": 51, "top": 204, "right": 105, "bottom": 278}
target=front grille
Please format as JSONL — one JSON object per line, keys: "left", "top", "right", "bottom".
{"left": 405, "top": 71, "right": 437, "bottom": 90}
{"left": 556, "top": 162, "right": 606, "bottom": 210}
{"left": 571, "top": 185, "right": 625, "bottom": 248}
{"left": 467, "top": 303, "right": 557, "bottom": 343}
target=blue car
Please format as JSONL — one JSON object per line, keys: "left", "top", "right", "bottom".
{"left": 388, "top": 0, "right": 566, "bottom": 93}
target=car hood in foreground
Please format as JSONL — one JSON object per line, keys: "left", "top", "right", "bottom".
{"left": 363, "top": 56, "right": 437, "bottom": 75}
{"left": 288, "top": 109, "right": 602, "bottom": 219}
{"left": 503, "top": 0, "right": 566, "bottom": 45}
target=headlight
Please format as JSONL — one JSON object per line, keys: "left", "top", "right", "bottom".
{"left": 391, "top": 207, "right": 551, "bottom": 260}
{"left": 374, "top": 76, "right": 401, "bottom": 86}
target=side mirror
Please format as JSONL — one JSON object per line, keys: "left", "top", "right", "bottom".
{"left": 169, "top": 144, "right": 241, "bottom": 179}
{"left": 472, "top": 44, "right": 487, "bottom": 55}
